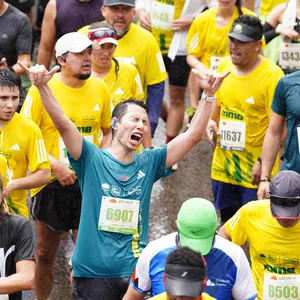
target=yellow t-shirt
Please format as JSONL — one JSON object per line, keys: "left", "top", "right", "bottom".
{"left": 0, "top": 113, "right": 50, "bottom": 217}
{"left": 151, "top": 0, "right": 186, "bottom": 54}
{"left": 149, "top": 292, "right": 216, "bottom": 299}
{"left": 0, "top": 154, "right": 8, "bottom": 190}
{"left": 211, "top": 56, "right": 284, "bottom": 188}
{"left": 79, "top": 23, "right": 167, "bottom": 93}
{"left": 186, "top": 7, "right": 256, "bottom": 68}
{"left": 21, "top": 74, "right": 111, "bottom": 196}
{"left": 225, "top": 200, "right": 300, "bottom": 300}
{"left": 260, "top": 0, "right": 287, "bottom": 17}
{"left": 102, "top": 59, "right": 144, "bottom": 108}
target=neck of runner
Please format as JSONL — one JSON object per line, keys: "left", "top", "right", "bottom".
{"left": 234, "top": 55, "right": 262, "bottom": 76}
{"left": 216, "top": 5, "right": 235, "bottom": 21}
{"left": 107, "top": 145, "right": 135, "bottom": 164}
{"left": 91, "top": 60, "right": 112, "bottom": 79}
{"left": 57, "top": 72, "right": 87, "bottom": 89}
{"left": 0, "top": 1, "right": 8, "bottom": 16}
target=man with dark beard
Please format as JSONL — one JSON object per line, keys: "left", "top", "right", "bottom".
{"left": 20, "top": 32, "right": 112, "bottom": 300}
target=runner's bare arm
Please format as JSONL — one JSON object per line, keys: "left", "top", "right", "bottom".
{"left": 18, "top": 62, "right": 83, "bottom": 160}
{"left": 37, "top": 0, "right": 57, "bottom": 69}
{"left": 257, "top": 110, "right": 285, "bottom": 199}
{"left": 166, "top": 69, "right": 230, "bottom": 168}
{"left": 2, "top": 168, "right": 50, "bottom": 198}
{"left": 0, "top": 260, "right": 35, "bottom": 293}
{"left": 218, "top": 225, "right": 232, "bottom": 241}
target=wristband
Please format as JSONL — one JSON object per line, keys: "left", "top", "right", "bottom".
{"left": 260, "top": 179, "right": 270, "bottom": 182}
{"left": 257, "top": 156, "right": 262, "bottom": 164}
{"left": 202, "top": 91, "right": 216, "bottom": 103}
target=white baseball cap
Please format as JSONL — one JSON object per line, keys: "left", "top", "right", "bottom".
{"left": 55, "top": 32, "right": 100, "bottom": 58}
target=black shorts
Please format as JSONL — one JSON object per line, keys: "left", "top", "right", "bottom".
{"left": 31, "top": 180, "right": 82, "bottom": 232}
{"left": 163, "top": 55, "right": 190, "bottom": 87}
{"left": 72, "top": 277, "right": 130, "bottom": 300}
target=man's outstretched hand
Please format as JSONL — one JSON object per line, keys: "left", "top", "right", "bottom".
{"left": 18, "top": 61, "right": 60, "bottom": 86}
{"left": 192, "top": 68, "right": 231, "bottom": 96}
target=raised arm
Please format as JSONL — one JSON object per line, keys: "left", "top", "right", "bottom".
{"left": 166, "top": 69, "right": 230, "bottom": 168}
{"left": 37, "top": 0, "right": 57, "bottom": 69}
{"left": 18, "top": 62, "right": 83, "bottom": 160}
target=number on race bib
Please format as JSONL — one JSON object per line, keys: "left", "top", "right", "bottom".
{"left": 220, "top": 130, "right": 242, "bottom": 143}
{"left": 99, "top": 197, "right": 140, "bottom": 235}
{"left": 279, "top": 43, "right": 300, "bottom": 68}
{"left": 219, "top": 119, "right": 246, "bottom": 151}
{"left": 269, "top": 285, "right": 299, "bottom": 298}
{"left": 106, "top": 208, "right": 134, "bottom": 223}
{"left": 264, "top": 273, "right": 300, "bottom": 300}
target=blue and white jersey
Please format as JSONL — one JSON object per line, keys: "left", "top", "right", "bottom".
{"left": 130, "top": 232, "right": 257, "bottom": 300}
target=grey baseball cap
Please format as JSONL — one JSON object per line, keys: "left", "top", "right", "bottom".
{"left": 269, "top": 171, "right": 300, "bottom": 219}
{"left": 103, "top": 0, "right": 135, "bottom": 7}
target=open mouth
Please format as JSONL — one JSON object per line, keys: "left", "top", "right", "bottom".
{"left": 130, "top": 133, "right": 142, "bottom": 144}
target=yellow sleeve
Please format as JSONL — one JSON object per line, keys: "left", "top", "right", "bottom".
{"left": 78, "top": 24, "right": 91, "bottom": 36}
{"left": 20, "top": 85, "right": 44, "bottom": 126}
{"left": 225, "top": 206, "right": 248, "bottom": 246}
{"left": 144, "top": 36, "right": 167, "bottom": 85}
{"left": 131, "top": 65, "right": 144, "bottom": 101}
{"left": 186, "top": 16, "right": 203, "bottom": 58}
{"left": 101, "top": 83, "right": 113, "bottom": 129}
{"left": 26, "top": 123, "right": 50, "bottom": 173}
{"left": 203, "top": 293, "right": 217, "bottom": 300}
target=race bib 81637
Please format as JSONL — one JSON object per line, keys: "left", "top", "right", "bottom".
{"left": 219, "top": 119, "right": 246, "bottom": 151}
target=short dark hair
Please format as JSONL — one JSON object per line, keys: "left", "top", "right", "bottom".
{"left": 111, "top": 99, "right": 149, "bottom": 138}
{"left": 166, "top": 246, "right": 205, "bottom": 268}
{"left": 0, "top": 70, "right": 21, "bottom": 91}
{"left": 232, "top": 14, "right": 263, "bottom": 41}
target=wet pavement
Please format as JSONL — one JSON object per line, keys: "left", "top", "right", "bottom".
{"left": 24, "top": 90, "right": 214, "bottom": 299}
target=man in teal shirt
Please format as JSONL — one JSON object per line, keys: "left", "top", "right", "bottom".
{"left": 20, "top": 61, "right": 230, "bottom": 299}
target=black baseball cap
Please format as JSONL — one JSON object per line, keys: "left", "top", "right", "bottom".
{"left": 269, "top": 171, "right": 300, "bottom": 219}
{"left": 226, "top": 22, "right": 263, "bottom": 42}
{"left": 103, "top": 0, "right": 135, "bottom": 6}
{"left": 164, "top": 263, "right": 206, "bottom": 297}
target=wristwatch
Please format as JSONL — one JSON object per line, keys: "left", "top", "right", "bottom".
{"left": 202, "top": 91, "right": 216, "bottom": 103}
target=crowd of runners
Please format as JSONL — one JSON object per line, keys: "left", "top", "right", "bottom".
{"left": 0, "top": 0, "right": 300, "bottom": 299}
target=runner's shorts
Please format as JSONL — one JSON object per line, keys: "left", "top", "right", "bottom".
{"left": 212, "top": 179, "right": 257, "bottom": 210}
{"left": 163, "top": 55, "right": 190, "bottom": 87}
{"left": 72, "top": 277, "right": 130, "bottom": 300}
{"left": 31, "top": 179, "right": 82, "bottom": 232}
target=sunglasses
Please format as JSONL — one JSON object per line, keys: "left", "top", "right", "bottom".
{"left": 270, "top": 196, "right": 300, "bottom": 207}
{"left": 270, "top": 196, "right": 300, "bottom": 220}
{"left": 88, "top": 29, "right": 117, "bottom": 41}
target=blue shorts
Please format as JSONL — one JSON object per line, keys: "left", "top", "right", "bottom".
{"left": 212, "top": 179, "right": 257, "bottom": 210}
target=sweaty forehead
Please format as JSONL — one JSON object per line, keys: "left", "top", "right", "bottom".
{"left": 126, "top": 104, "right": 147, "bottom": 116}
